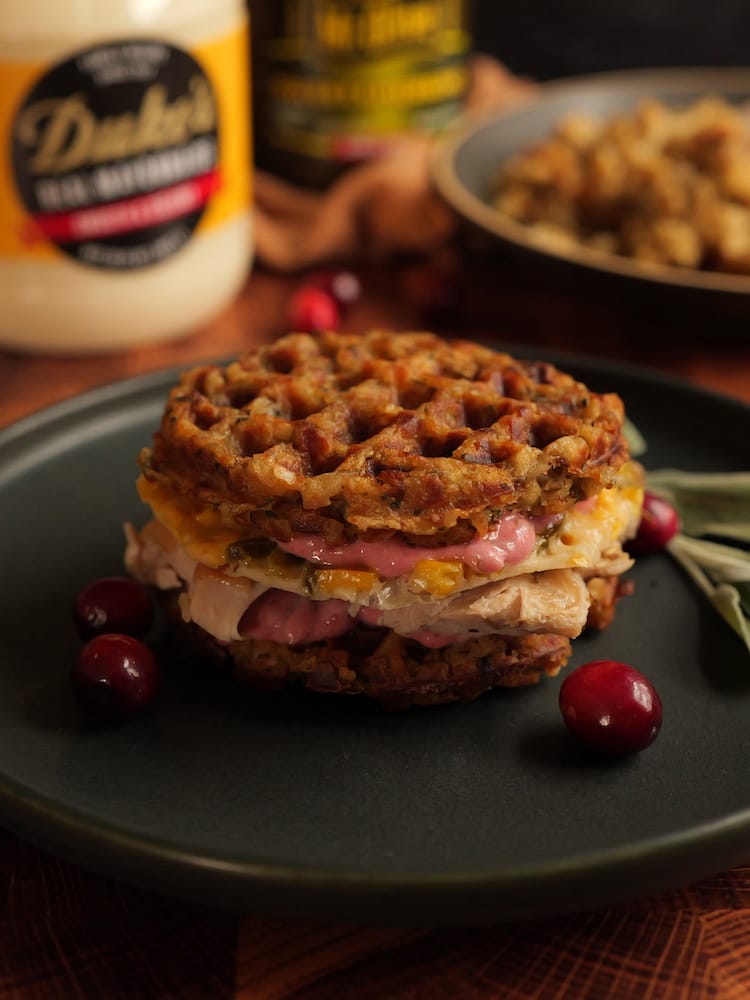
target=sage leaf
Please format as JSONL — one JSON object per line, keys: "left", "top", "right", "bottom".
{"left": 646, "top": 470, "right": 750, "bottom": 543}
{"left": 623, "top": 418, "right": 647, "bottom": 458}
{"left": 668, "top": 534, "right": 750, "bottom": 652}
{"left": 667, "top": 535, "right": 750, "bottom": 583}
{"left": 712, "top": 585, "right": 750, "bottom": 648}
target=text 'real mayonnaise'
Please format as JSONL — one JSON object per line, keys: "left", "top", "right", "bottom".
{"left": 0, "top": 0, "right": 253, "bottom": 353}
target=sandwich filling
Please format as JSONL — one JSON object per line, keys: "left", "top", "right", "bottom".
{"left": 126, "top": 465, "right": 642, "bottom": 649}
{"left": 122, "top": 330, "right": 644, "bottom": 704}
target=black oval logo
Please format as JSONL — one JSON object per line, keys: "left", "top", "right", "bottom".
{"left": 12, "top": 40, "right": 220, "bottom": 270}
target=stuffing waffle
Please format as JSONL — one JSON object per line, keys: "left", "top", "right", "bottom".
{"left": 127, "top": 330, "right": 643, "bottom": 707}
{"left": 161, "top": 574, "right": 629, "bottom": 709}
{"left": 141, "top": 329, "right": 629, "bottom": 542}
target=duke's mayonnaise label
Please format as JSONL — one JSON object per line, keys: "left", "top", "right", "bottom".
{"left": 0, "top": 25, "right": 250, "bottom": 270}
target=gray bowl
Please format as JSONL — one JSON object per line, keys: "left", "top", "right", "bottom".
{"left": 433, "top": 67, "right": 750, "bottom": 315}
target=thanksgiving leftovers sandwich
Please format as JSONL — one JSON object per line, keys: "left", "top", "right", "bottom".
{"left": 125, "top": 330, "right": 643, "bottom": 707}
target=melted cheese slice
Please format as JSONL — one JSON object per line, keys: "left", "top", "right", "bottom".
{"left": 135, "top": 475, "right": 642, "bottom": 609}
{"left": 137, "top": 477, "right": 238, "bottom": 568}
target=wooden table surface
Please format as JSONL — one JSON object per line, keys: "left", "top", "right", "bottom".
{"left": 2, "top": 254, "right": 750, "bottom": 999}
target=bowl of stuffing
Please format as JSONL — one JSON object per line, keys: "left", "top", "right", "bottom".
{"left": 433, "top": 67, "right": 750, "bottom": 313}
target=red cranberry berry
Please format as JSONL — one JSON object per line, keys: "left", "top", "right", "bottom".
{"left": 72, "top": 633, "right": 160, "bottom": 721}
{"left": 287, "top": 286, "right": 340, "bottom": 332}
{"left": 73, "top": 576, "right": 153, "bottom": 640}
{"left": 628, "top": 492, "right": 680, "bottom": 554}
{"left": 559, "top": 659, "right": 663, "bottom": 755}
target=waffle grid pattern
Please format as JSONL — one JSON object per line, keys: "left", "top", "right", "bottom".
{"left": 143, "top": 331, "right": 628, "bottom": 538}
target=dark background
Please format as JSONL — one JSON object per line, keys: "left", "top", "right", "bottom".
{"left": 472, "top": 0, "right": 750, "bottom": 80}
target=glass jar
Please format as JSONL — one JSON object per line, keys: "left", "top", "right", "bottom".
{"left": 252, "top": 0, "right": 471, "bottom": 188}
{"left": 0, "top": 0, "right": 253, "bottom": 353}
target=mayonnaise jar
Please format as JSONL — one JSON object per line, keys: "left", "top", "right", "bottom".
{"left": 0, "top": 0, "right": 253, "bottom": 352}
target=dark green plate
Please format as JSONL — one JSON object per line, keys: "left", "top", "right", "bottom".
{"left": 0, "top": 353, "right": 749, "bottom": 926}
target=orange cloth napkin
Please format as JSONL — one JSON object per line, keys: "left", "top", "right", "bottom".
{"left": 253, "top": 56, "right": 535, "bottom": 272}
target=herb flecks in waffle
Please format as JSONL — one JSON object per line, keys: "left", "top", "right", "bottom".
{"left": 142, "top": 331, "right": 629, "bottom": 541}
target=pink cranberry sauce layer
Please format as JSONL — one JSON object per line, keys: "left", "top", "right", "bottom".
{"left": 276, "top": 513, "right": 543, "bottom": 577}
{"left": 237, "top": 514, "right": 561, "bottom": 647}
{"left": 238, "top": 591, "right": 471, "bottom": 648}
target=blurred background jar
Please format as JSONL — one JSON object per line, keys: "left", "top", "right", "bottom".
{"left": 0, "top": 0, "right": 253, "bottom": 353}
{"left": 251, "top": 0, "right": 472, "bottom": 188}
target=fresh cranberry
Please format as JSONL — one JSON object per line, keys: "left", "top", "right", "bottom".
{"left": 559, "top": 659, "right": 663, "bottom": 755}
{"left": 72, "top": 633, "right": 160, "bottom": 721}
{"left": 628, "top": 492, "right": 680, "bottom": 554}
{"left": 288, "top": 286, "right": 340, "bottom": 332}
{"left": 73, "top": 576, "right": 153, "bottom": 640}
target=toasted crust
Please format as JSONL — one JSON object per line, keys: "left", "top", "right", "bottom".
{"left": 160, "top": 573, "right": 628, "bottom": 708}
{"left": 585, "top": 574, "right": 635, "bottom": 630}
{"left": 140, "top": 330, "right": 629, "bottom": 543}
{"left": 231, "top": 630, "right": 571, "bottom": 709}
{"left": 163, "top": 605, "right": 572, "bottom": 709}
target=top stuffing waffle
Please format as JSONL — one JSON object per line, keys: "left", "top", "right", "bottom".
{"left": 140, "top": 330, "right": 629, "bottom": 543}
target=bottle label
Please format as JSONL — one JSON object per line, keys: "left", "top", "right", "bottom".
{"left": 0, "top": 25, "right": 250, "bottom": 270}
{"left": 265, "top": 0, "right": 470, "bottom": 163}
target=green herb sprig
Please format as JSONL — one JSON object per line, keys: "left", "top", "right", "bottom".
{"left": 645, "top": 469, "right": 750, "bottom": 650}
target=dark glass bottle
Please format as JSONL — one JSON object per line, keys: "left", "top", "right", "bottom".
{"left": 251, "top": 0, "right": 471, "bottom": 188}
